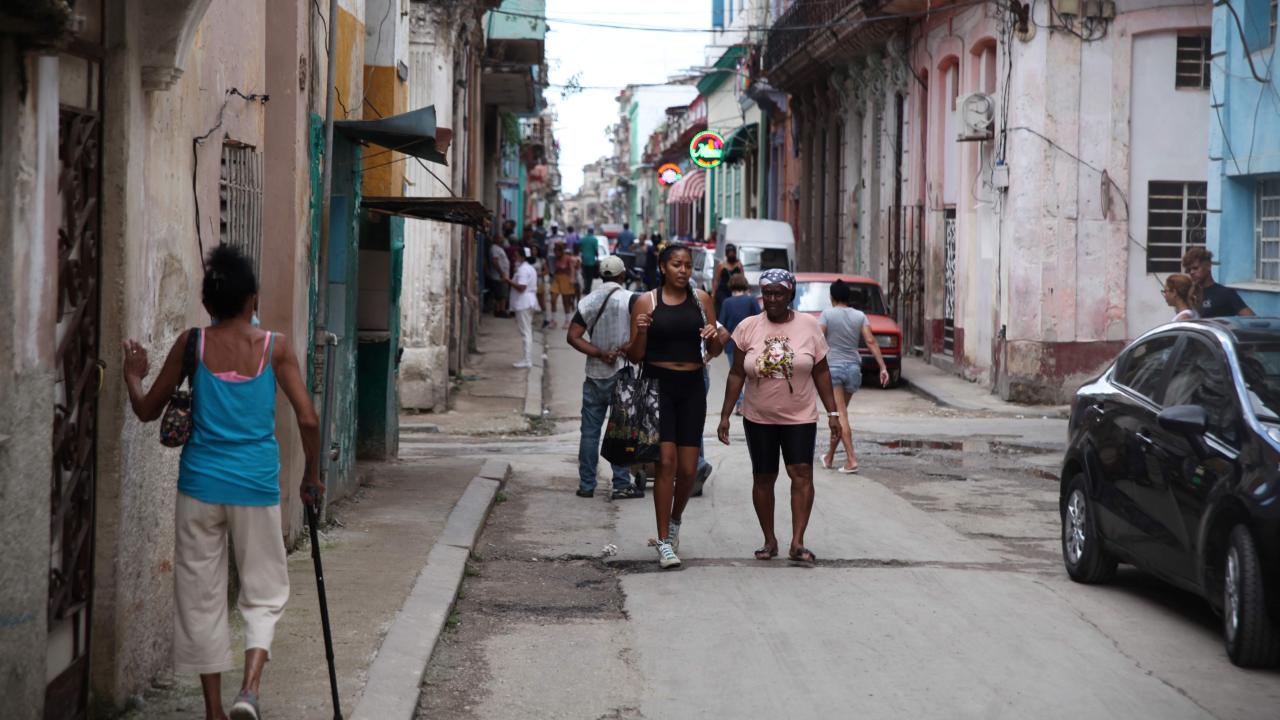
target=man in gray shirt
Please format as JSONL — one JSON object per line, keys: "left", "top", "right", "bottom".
{"left": 566, "top": 256, "right": 643, "bottom": 499}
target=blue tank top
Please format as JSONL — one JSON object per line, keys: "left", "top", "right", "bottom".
{"left": 179, "top": 332, "right": 281, "bottom": 505}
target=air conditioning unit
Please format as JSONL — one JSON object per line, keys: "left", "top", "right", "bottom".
{"left": 957, "top": 93, "right": 995, "bottom": 142}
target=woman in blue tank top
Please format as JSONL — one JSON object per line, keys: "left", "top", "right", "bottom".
{"left": 122, "top": 245, "right": 321, "bottom": 720}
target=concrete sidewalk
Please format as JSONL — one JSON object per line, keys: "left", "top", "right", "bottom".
{"left": 121, "top": 315, "right": 533, "bottom": 720}
{"left": 901, "top": 356, "right": 1070, "bottom": 419}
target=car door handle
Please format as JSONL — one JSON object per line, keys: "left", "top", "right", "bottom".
{"left": 1135, "top": 432, "right": 1154, "bottom": 446}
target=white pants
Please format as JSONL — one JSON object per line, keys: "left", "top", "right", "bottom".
{"left": 173, "top": 493, "right": 289, "bottom": 675}
{"left": 515, "top": 308, "right": 534, "bottom": 363}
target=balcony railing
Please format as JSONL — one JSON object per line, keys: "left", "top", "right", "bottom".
{"left": 764, "top": 0, "right": 862, "bottom": 74}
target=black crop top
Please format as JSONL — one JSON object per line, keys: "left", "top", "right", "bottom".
{"left": 645, "top": 288, "right": 704, "bottom": 364}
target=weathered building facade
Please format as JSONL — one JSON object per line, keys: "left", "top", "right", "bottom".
{"left": 0, "top": 0, "right": 498, "bottom": 715}
{"left": 758, "top": 0, "right": 1213, "bottom": 403}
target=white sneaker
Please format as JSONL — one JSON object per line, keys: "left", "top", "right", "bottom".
{"left": 668, "top": 520, "right": 681, "bottom": 552}
{"left": 513, "top": 360, "right": 532, "bottom": 368}
{"left": 656, "top": 540, "right": 681, "bottom": 569}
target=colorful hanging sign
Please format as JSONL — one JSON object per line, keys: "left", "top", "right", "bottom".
{"left": 689, "top": 130, "right": 726, "bottom": 169}
{"left": 657, "top": 163, "right": 684, "bottom": 186}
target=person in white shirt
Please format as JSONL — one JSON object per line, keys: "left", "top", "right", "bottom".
{"left": 507, "top": 248, "right": 539, "bottom": 368}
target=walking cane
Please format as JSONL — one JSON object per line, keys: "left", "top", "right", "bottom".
{"left": 306, "top": 500, "right": 343, "bottom": 720}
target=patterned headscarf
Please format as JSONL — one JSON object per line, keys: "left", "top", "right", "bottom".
{"left": 759, "top": 268, "right": 795, "bottom": 290}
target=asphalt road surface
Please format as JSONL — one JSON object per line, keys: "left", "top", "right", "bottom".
{"left": 411, "top": 341, "right": 1280, "bottom": 720}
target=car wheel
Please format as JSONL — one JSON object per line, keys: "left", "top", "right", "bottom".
{"left": 1061, "top": 473, "right": 1117, "bottom": 584}
{"left": 1223, "top": 525, "right": 1280, "bottom": 667}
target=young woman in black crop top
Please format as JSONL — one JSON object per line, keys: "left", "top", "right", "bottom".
{"left": 627, "top": 243, "right": 727, "bottom": 569}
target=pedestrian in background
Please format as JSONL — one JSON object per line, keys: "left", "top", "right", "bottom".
{"left": 121, "top": 244, "right": 323, "bottom": 720}
{"left": 580, "top": 226, "right": 601, "bottom": 293}
{"left": 617, "top": 222, "right": 636, "bottom": 252}
{"left": 564, "top": 225, "right": 580, "bottom": 254}
{"left": 711, "top": 243, "right": 745, "bottom": 317}
{"left": 487, "top": 234, "right": 511, "bottom": 318}
{"left": 571, "top": 245, "right": 584, "bottom": 305}
{"left": 628, "top": 243, "right": 725, "bottom": 569}
{"left": 549, "top": 242, "right": 575, "bottom": 329}
{"left": 718, "top": 269, "right": 840, "bottom": 566}
{"left": 529, "top": 244, "right": 550, "bottom": 328}
{"left": 1164, "top": 273, "right": 1201, "bottom": 322}
{"left": 568, "top": 256, "right": 644, "bottom": 500}
{"left": 1182, "top": 247, "right": 1254, "bottom": 318}
{"left": 819, "top": 280, "right": 890, "bottom": 474}
{"left": 643, "top": 236, "right": 660, "bottom": 290}
{"left": 508, "top": 248, "right": 538, "bottom": 369}
{"left": 533, "top": 217, "right": 547, "bottom": 258}
{"left": 717, "top": 273, "right": 760, "bottom": 415}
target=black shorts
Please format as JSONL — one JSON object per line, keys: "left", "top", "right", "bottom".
{"left": 742, "top": 419, "right": 817, "bottom": 475}
{"left": 647, "top": 365, "right": 706, "bottom": 447}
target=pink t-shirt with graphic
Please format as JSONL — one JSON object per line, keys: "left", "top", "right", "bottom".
{"left": 732, "top": 312, "right": 829, "bottom": 425}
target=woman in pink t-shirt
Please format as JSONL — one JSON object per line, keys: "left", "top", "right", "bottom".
{"left": 717, "top": 269, "right": 840, "bottom": 565}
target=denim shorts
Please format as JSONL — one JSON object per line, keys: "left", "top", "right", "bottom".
{"left": 829, "top": 362, "right": 863, "bottom": 394}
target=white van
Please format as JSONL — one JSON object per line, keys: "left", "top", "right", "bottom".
{"left": 713, "top": 219, "right": 796, "bottom": 291}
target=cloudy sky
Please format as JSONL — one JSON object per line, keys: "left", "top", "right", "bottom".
{"left": 542, "top": 1, "right": 713, "bottom": 194}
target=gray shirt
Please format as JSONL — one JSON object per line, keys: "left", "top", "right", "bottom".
{"left": 574, "top": 282, "right": 635, "bottom": 379}
{"left": 819, "top": 306, "right": 867, "bottom": 368}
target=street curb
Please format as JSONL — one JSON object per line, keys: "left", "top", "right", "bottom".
{"left": 349, "top": 462, "right": 509, "bottom": 720}
{"left": 902, "top": 376, "right": 1070, "bottom": 419}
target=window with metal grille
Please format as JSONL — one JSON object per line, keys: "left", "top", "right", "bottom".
{"left": 1257, "top": 179, "right": 1280, "bottom": 281}
{"left": 219, "top": 142, "right": 263, "bottom": 274}
{"left": 1175, "top": 34, "right": 1210, "bottom": 89}
{"left": 1146, "top": 181, "right": 1207, "bottom": 273}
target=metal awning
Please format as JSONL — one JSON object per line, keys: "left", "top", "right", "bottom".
{"left": 335, "top": 106, "right": 451, "bottom": 165}
{"left": 723, "top": 123, "right": 758, "bottom": 163}
{"left": 363, "top": 196, "right": 491, "bottom": 227}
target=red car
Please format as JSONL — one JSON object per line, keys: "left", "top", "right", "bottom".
{"left": 791, "top": 273, "right": 903, "bottom": 387}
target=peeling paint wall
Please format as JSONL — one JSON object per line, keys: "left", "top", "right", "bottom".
{"left": 0, "top": 44, "right": 59, "bottom": 715}
{"left": 906, "top": 2, "right": 1212, "bottom": 403}
{"left": 401, "top": 3, "right": 461, "bottom": 412}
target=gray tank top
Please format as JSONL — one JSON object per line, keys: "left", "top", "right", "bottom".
{"left": 820, "top": 306, "right": 867, "bottom": 367}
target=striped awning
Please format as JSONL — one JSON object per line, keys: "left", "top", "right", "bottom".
{"left": 666, "top": 169, "right": 706, "bottom": 205}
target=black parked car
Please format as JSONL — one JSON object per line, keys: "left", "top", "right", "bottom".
{"left": 1060, "top": 317, "right": 1280, "bottom": 667}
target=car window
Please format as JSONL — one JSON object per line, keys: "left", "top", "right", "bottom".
{"left": 740, "top": 247, "right": 789, "bottom": 272}
{"left": 793, "top": 282, "right": 889, "bottom": 315}
{"left": 1235, "top": 342, "right": 1280, "bottom": 423}
{"left": 1114, "top": 335, "right": 1178, "bottom": 403}
{"left": 1163, "top": 338, "right": 1238, "bottom": 442}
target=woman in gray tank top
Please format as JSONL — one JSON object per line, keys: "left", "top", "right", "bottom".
{"left": 817, "top": 280, "right": 890, "bottom": 473}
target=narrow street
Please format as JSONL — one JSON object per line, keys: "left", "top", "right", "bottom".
{"left": 412, "top": 332, "right": 1280, "bottom": 720}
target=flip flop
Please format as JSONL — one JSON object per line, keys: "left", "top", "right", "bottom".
{"left": 820, "top": 456, "right": 833, "bottom": 470}
{"left": 838, "top": 465, "right": 859, "bottom": 474}
{"left": 753, "top": 544, "right": 778, "bottom": 561}
{"left": 788, "top": 547, "right": 817, "bottom": 566}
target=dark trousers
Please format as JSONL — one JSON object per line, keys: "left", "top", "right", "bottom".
{"left": 583, "top": 263, "right": 599, "bottom": 293}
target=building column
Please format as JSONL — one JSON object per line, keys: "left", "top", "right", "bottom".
{"left": 824, "top": 81, "right": 842, "bottom": 271}
{"left": 797, "top": 91, "right": 815, "bottom": 270}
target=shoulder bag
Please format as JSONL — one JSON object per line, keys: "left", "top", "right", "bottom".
{"left": 159, "top": 328, "right": 200, "bottom": 448}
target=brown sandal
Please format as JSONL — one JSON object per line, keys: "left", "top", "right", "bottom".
{"left": 788, "top": 547, "right": 817, "bottom": 565}
{"left": 754, "top": 544, "right": 778, "bottom": 560}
